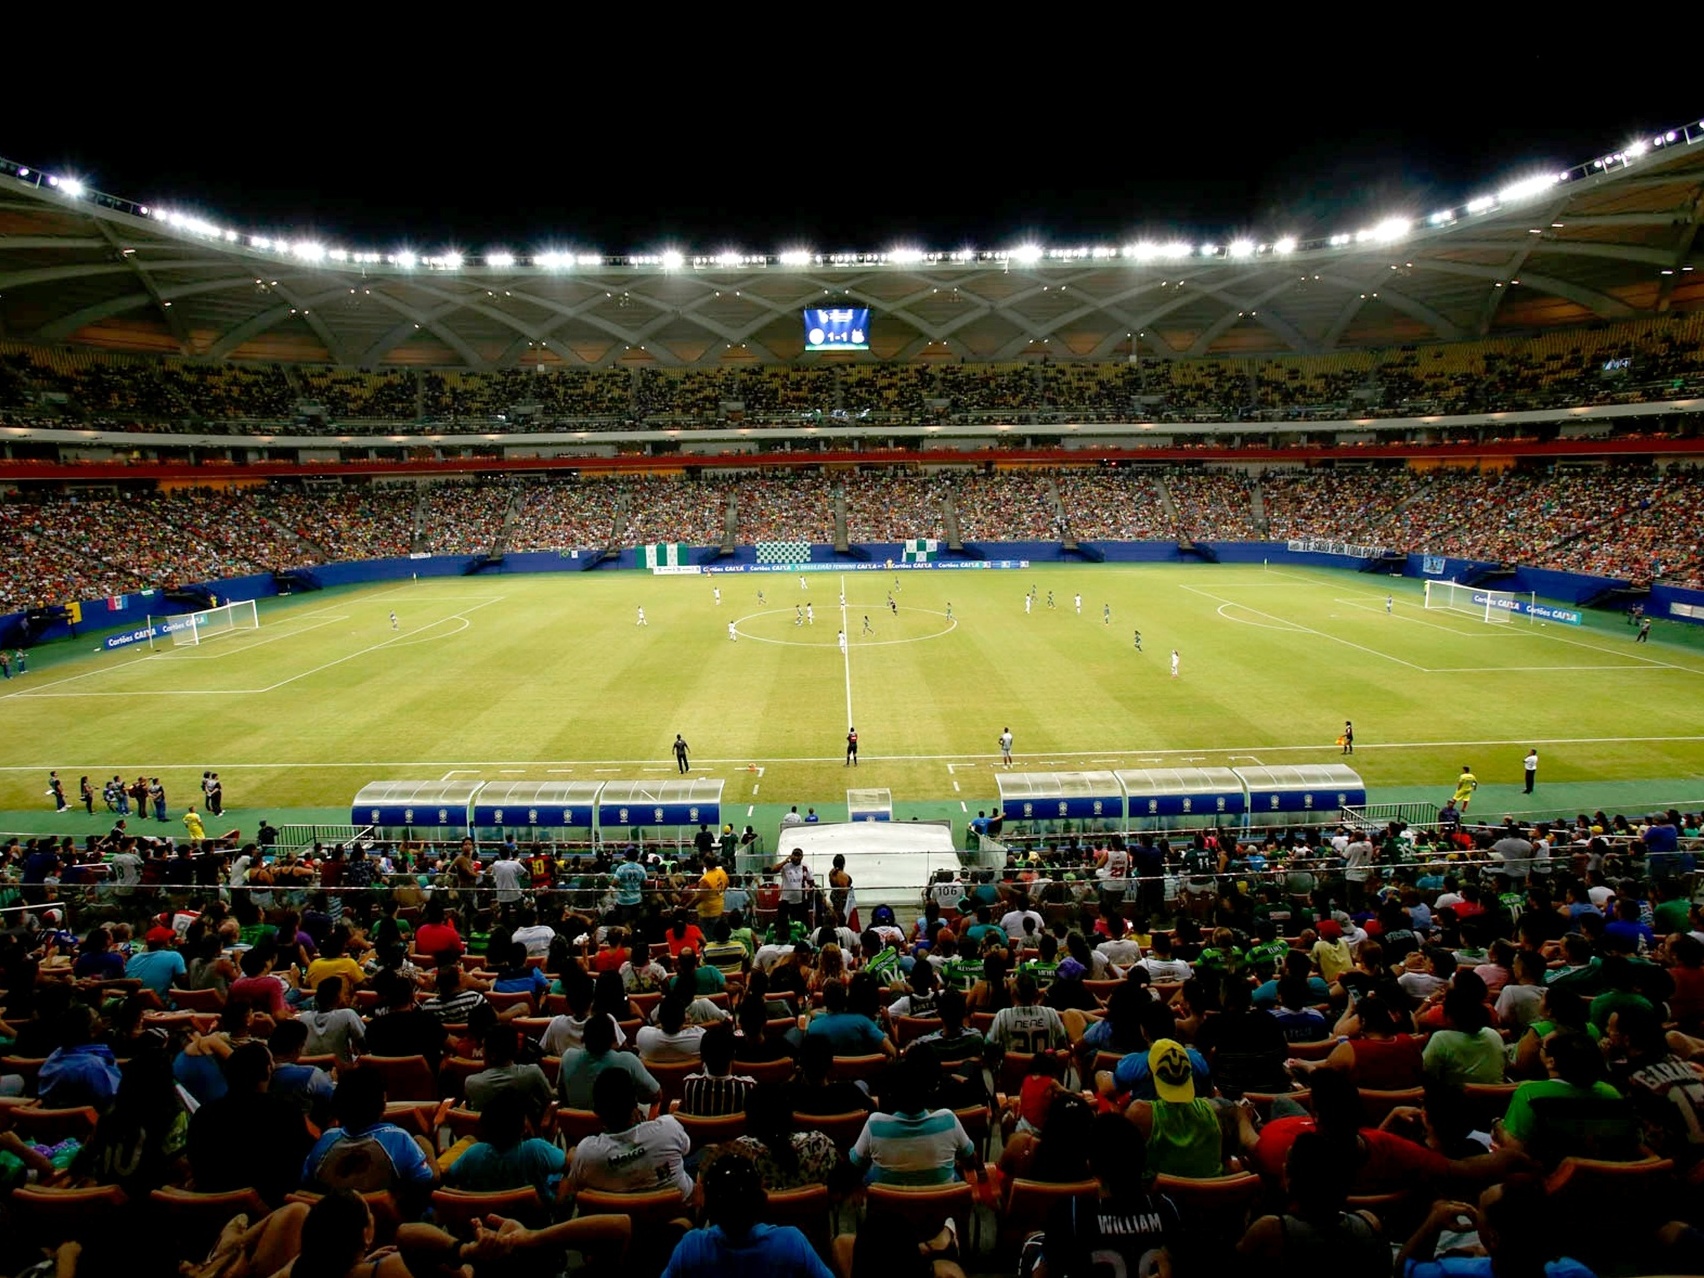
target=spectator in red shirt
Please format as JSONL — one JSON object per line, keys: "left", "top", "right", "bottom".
{"left": 413, "top": 901, "right": 463, "bottom": 959}
{"left": 665, "top": 911, "right": 706, "bottom": 960}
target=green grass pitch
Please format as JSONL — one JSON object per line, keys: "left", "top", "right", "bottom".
{"left": 2, "top": 563, "right": 1702, "bottom": 818}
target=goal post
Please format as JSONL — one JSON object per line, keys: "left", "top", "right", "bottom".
{"left": 157, "top": 599, "right": 261, "bottom": 649}
{"left": 1423, "top": 579, "right": 1534, "bottom": 624}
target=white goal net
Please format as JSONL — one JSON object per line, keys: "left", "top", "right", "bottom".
{"left": 1423, "top": 579, "right": 1531, "bottom": 624}
{"left": 161, "top": 599, "right": 261, "bottom": 648}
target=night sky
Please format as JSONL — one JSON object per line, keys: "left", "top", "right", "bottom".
{"left": 7, "top": 41, "right": 1698, "bottom": 258}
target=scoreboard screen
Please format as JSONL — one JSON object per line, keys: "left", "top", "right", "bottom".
{"left": 803, "top": 307, "right": 870, "bottom": 351}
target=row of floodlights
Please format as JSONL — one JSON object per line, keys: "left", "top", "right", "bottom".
{"left": 11, "top": 119, "right": 1703, "bottom": 273}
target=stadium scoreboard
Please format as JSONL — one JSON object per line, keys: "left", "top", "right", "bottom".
{"left": 803, "top": 307, "right": 870, "bottom": 351}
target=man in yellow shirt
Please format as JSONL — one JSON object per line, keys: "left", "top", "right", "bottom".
{"left": 1452, "top": 765, "right": 1479, "bottom": 811}
{"left": 304, "top": 932, "right": 366, "bottom": 990}
{"left": 182, "top": 806, "right": 206, "bottom": 841}
{"left": 696, "top": 852, "right": 729, "bottom": 924}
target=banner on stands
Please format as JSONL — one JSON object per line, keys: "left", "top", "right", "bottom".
{"left": 1287, "top": 538, "right": 1389, "bottom": 559}
{"left": 703, "top": 560, "right": 1029, "bottom": 575}
{"left": 103, "top": 617, "right": 193, "bottom": 650}
{"left": 1470, "top": 591, "right": 1584, "bottom": 626}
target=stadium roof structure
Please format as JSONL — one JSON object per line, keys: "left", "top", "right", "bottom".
{"left": 1, "top": 122, "right": 1701, "bottom": 370}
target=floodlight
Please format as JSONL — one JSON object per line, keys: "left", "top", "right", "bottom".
{"left": 889, "top": 247, "right": 925, "bottom": 264}
{"left": 1328, "top": 233, "right": 1351, "bottom": 247}
{"left": 1198, "top": 243, "right": 1217, "bottom": 257}
{"left": 59, "top": 177, "right": 85, "bottom": 199}
{"left": 660, "top": 249, "right": 685, "bottom": 270}
{"left": 577, "top": 254, "right": 602, "bottom": 267}
{"left": 1625, "top": 139, "right": 1649, "bottom": 158}
{"left": 1273, "top": 236, "right": 1297, "bottom": 254}
{"left": 1228, "top": 239, "right": 1254, "bottom": 258}
{"left": 1427, "top": 211, "right": 1455, "bottom": 226}
{"left": 486, "top": 251, "right": 515, "bottom": 268}
{"left": 1465, "top": 195, "right": 1496, "bottom": 213}
{"left": 393, "top": 250, "right": 418, "bottom": 268}
{"left": 1496, "top": 173, "right": 1558, "bottom": 203}
{"left": 1127, "top": 242, "right": 1161, "bottom": 261}
{"left": 292, "top": 241, "right": 326, "bottom": 262}
{"left": 440, "top": 252, "right": 464, "bottom": 270}
{"left": 1162, "top": 241, "right": 1192, "bottom": 259}
{"left": 1011, "top": 244, "right": 1044, "bottom": 264}
{"left": 1370, "top": 218, "right": 1410, "bottom": 243}
{"left": 779, "top": 249, "right": 812, "bottom": 266}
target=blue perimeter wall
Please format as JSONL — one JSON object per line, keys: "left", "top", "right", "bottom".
{"left": 6, "top": 541, "right": 1702, "bottom": 649}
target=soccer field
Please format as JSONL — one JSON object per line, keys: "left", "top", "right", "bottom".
{"left": 2, "top": 563, "right": 1702, "bottom": 819}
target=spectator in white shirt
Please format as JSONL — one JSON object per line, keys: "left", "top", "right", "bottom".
{"left": 635, "top": 994, "right": 706, "bottom": 1063}
{"left": 510, "top": 906, "right": 556, "bottom": 958}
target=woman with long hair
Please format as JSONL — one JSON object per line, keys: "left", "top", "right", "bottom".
{"left": 701, "top": 1080, "right": 839, "bottom": 1191}
{"left": 71, "top": 1047, "right": 187, "bottom": 1197}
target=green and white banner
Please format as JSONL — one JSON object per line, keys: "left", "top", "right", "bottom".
{"left": 902, "top": 538, "right": 939, "bottom": 563}
{"left": 643, "top": 543, "right": 684, "bottom": 568}
{"left": 756, "top": 540, "right": 812, "bottom": 565}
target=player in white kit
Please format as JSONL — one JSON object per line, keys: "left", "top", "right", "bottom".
{"left": 1171, "top": 649, "right": 1180, "bottom": 677}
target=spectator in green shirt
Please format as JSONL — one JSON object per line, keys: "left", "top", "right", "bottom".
{"left": 1497, "top": 1030, "right": 1637, "bottom": 1165}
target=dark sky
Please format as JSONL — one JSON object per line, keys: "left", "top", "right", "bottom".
{"left": 7, "top": 39, "right": 1697, "bottom": 257}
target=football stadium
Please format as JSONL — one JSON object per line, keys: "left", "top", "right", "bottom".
{"left": 0, "top": 109, "right": 1702, "bottom": 1278}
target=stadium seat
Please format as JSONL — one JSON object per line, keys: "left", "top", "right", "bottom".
{"left": 640, "top": 1058, "right": 699, "bottom": 1109}
{"left": 150, "top": 1187, "right": 272, "bottom": 1259}
{"left": 830, "top": 1053, "right": 888, "bottom": 1085}
{"left": 792, "top": 1110, "right": 870, "bottom": 1154}
{"left": 432, "top": 1186, "right": 551, "bottom": 1231}
{"left": 865, "top": 1182, "right": 975, "bottom": 1244}
{"left": 438, "top": 1055, "right": 483, "bottom": 1099}
{"left": 170, "top": 987, "right": 227, "bottom": 1013}
{"left": 360, "top": 1054, "right": 438, "bottom": 1102}
{"left": 894, "top": 1016, "right": 943, "bottom": 1048}
{"left": 7, "top": 1104, "right": 100, "bottom": 1143}
{"left": 672, "top": 1108, "right": 748, "bottom": 1151}
{"left": 1000, "top": 1178, "right": 1100, "bottom": 1252}
{"left": 1356, "top": 1086, "right": 1425, "bottom": 1124}
{"left": 765, "top": 1184, "right": 833, "bottom": 1258}
{"left": 10, "top": 1185, "right": 129, "bottom": 1244}
{"left": 733, "top": 1056, "right": 795, "bottom": 1086}
{"left": 0, "top": 1056, "right": 47, "bottom": 1095}
{"left": 553, "top": 1107, "right": 604, "bottom": 1147}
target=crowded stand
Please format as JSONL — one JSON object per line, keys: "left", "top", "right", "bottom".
{"left": 952, "top": 473, "right": 1062, "bottom": 543}
{"left": 1262, "top": 467, "right": 1434, "bottom": 544}
{"left": 1167, "top": 470, "right": 1261, "bottom": 541}
{"left": 622, "top": 475, "right": 729, "bottom": 549}
{"left": 416, "top": 481, "right": 517, "bottom": 557}
{"left": 842, "top": 473, "right": 948, "bottom": 544}
{"left": 0, "top": 804, "right": 1701, "bottom": 1276}
{"left": 5, "top": 313, "right": 1701, "bottom": 433}
{"left": 729, "top": 473, "right": 833, "bottom": 545}
{"left": 2, "top": 466, "right": 1703, "bottom": 609}
{"left": 251, "top": 485, "right": 418, "bottom": 563}
{"left": 506, "top": 480, "right": 624, "bottom": 553}
{"left": 1052, "top": 471, "right": 1173, "bottom": 541}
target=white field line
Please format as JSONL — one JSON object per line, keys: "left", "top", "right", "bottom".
{"left": 163, "top": 614, "right": 352, "bottom": 662}
{"left": 1184, "top": 585, "right": 1427, "bottom": 669}
{"left": 839, "top": 574, "right": 854, "bottom": 730}
{"left": 10, "top": 601, "right": 502, "bottom": 698}
{"left": 7, "top": 733, "right": 1703, "bottom": 773}
{"left": 1273, "top": 565, "right": 1703, "bottom": 676}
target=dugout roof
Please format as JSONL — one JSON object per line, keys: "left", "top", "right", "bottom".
{"left": 2, "top": 124, "right": 1701, "bottom": 369}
